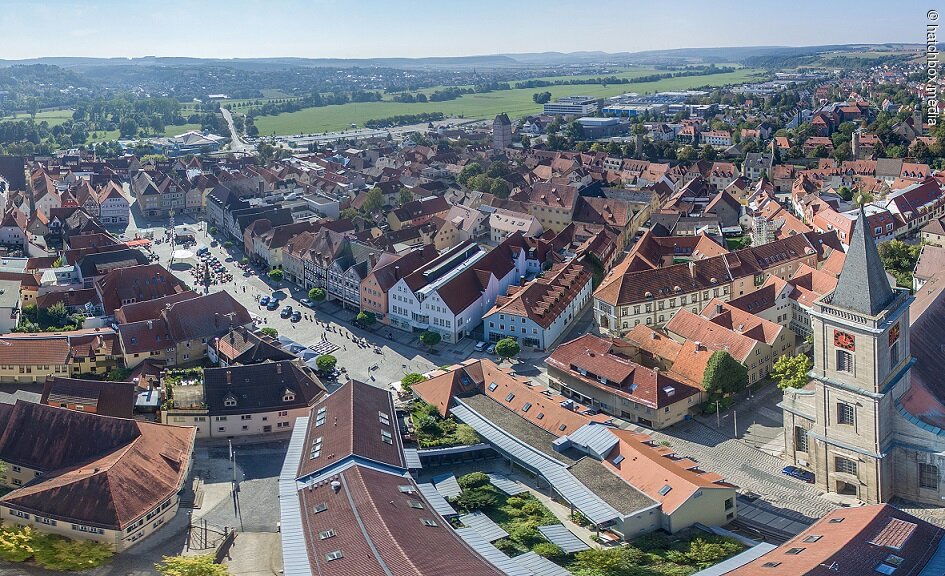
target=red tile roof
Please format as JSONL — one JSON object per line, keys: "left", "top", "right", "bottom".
{"left": 485, "top": 260, "right": 592, "bottom": 329}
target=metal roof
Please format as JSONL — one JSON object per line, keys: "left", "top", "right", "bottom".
{"left": 454, "top": 527, "right": 532, "bottom": 576}
{"left": 690, "top": 542, "right": 778, "bottom": 576}
{"left": 537, "top": 524, "right": 591, "bottom": 554}
{"left": 451, "top": 402, "right": 620, "bottom": 526}
{"left": 415, "top": 482, "right": 458, "bottom": 517}
{"left": 432, "top": 473, "right": 462, "bottom": 499}
{"left": 920, "top": 535, "right": 945, "bottom": 576}
{"left": 459, "top": 511, "right": 509, "bottom": 542}
{"left": 561, "top": 423, "right": 619, "bottom": 460}
{"left": 278, "top": 418, "right": 313, "bottom": 576}
{"left": 513, "top": 551, "right": 573, "bottom": 576}
{"left": 488, "top": 473, "right": 528, "bottom": 496}
{"left": 403, "top": 447, "right": 422, "bottom": 469}
{"left": 829, "top": 205, "right": 896, "bottom": 316}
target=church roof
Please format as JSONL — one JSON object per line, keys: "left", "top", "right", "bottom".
{"left": 829, "top": 205, "right": 895, "bottom": 316}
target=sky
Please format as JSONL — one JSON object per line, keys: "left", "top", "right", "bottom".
{"left": 0, "top": 0, "right": 927, "bottom": 60}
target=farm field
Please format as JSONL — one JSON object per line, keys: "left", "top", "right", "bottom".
{"left": 2, "top": 108, "right": 75, "bottom": 126}
{"left": 253, "top": 68, "right": 762, "bottom": 135}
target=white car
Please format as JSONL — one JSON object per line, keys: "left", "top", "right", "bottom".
{"left": 474, "top": 341, "right": 487, "bottom": 352}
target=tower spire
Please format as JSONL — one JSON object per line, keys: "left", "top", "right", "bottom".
{"left": 830, "top": 203, "right": 895, "bottom": 316}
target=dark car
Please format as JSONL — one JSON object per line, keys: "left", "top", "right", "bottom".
{"left": 260, "top": 296, "right": 270, "bottom": 306}
{"left": 266, "top": 300, "right": 279, "bottom": 311}
{"left": 291, "top": 311, "right": 302, "bottom": 322}
{"left": 782, "top": 465, "right": 815, "bottom": 483}
{"left": 280, "top": 305, "right": 293, "bottom": 318}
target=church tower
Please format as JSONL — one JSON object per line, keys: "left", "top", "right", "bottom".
{"left": 783, "top": 207, "right": 913, "bottom": 503}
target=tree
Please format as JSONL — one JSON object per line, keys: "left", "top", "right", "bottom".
{"left": 260, "top": 327, "right": 279, "bottom": 338}
{"left": 355, "top": 311, "right": 376, "bottom": 326}
{"left": 677, "top": 145, "right": 697, "bottom": 162}
{"left": 702, "top": 350, "right": 748, "bottom": 397}
{"left": 771, "top": 353, "right": 812, "bottom": 390}
{"left": 532, "top": 91, "right": 552, "bottom": 104}
{"left": 398, "top": 187, "right": 413, "bottom": 206}
{"left": 571, "top": 548, "right": 634, "bottom": 576}
{"left": 156, "top": 554, "right": 229, "bottom": 576}
{"left": 419, "top": 330, "right": 441, "bottom": 349}
{"left": 457, "top": 162, "right": 482, "bottom": 187}
{"left": 565, "top": 121, "right": 585, "bottom": 140}
{"left": 362, "top": 187, "right": 384, "bottom": 213}
{"left": 532, "top": 543, "right": 564, "bottom": 561}
{"left": 489, "top": 179, "right": 510, "bottom": 199}
{"left": 209, "top": 226, "right": 218, "bottom": 236}
{"left": 836, "top": 185, "right": 853, "bottom": 201}
{"left": 699, "top": 144, "right": 718, "bottom": 161}
{"left": 457, "top": 471, "right": 490, "bottom": 490}
{"left": 453, "top": 488, "right": 498, "bottom": 511}
{"left": 315, "top": 354, "right": 337, "bottom": 374}
{"left": 268, "top": 269, "right": 284, "bottom": 282}
{"left": 401, "top": 372, "right": 427, "bottom": 391}
{"left": 879, "top": 239, "right": 922, "bottom": 287}
{"left": 494, "top": 337, "right": 520, "bottom": 361}
{"left": 308, "top": 287, "right": 326, "bottom": 301}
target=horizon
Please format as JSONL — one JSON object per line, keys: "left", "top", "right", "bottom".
{"left": 0, "top": 0, "right": 924, "bottom": 60}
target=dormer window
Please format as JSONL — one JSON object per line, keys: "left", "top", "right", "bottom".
{"left": 282, "top": 389, "right": 296, "bottom": 403}
{"left": 223, "top": 394, "right": 237, "bottom": 407}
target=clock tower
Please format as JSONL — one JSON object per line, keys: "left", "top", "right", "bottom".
{"left": 781, "top": 206, "right": 912, "bottom": 504}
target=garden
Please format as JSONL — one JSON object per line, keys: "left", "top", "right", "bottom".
{"left": 409, "top": 401, "right": 480, "bottom": 448}
{"left": 449, "top": 472, "right": 745, "bottom": 576}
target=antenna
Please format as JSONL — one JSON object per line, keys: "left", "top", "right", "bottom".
{"left": 819, "top": 562, "right": 839, "bottom": 571}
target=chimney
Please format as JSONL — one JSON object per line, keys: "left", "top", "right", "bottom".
{"left": 694, "top": 341, "right": 704, "bottom": 351}
{"left": 715, "top": 303, "right": 722, "bottom": 314}
{"left": 394, "top": 265, "right": 400, "bottom": 279}
{"left": 330, "top": 480, "right": 341, "bottom": 493}
{"left": 147, "top": 320, "right": 153, "bottom": 329}
{"left": 688, "top": 261, "right": 695, "bottom": 276}
{"left": 226, "top": 370, "right": 232, "bottom": 384}
{"left": 276, "top": 363, "right": 283, "bottom": 375}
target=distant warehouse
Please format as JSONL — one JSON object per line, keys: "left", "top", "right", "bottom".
{"left": 543, "top": 96, "right": 599, "bottom": 117}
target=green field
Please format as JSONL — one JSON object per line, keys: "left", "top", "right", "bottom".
{"left": 2, "top": 109, "right": 75, "bottom": 126}
{"left": 253, "top": 68, "right": 763, "bottom": 135}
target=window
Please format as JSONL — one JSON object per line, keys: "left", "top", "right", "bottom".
{"left": 829, "top": 517, "right": 844, "bottom": 524}
{"left": 795, "top": 426, "right": 809, "bottom": 452}
{"left": 421, "top": 518, "right": 438, "bottom": 527}
{"left": 313, "top": 503, "right": 328, "bottom": 514}
{"left": 319, "top": 529, "right": 335, "bottom": 540}
{"left": 381, "top": 430, "right": 393, "bottom": 444}
{"left": 324, "top": 551, "right": 343, "bottom": 562}
{"left": 836, "top": 350, "right": 853, "bottom": 373}
{"left": 837, "top": 403, "right": 855, "bottom": 425}
{"left": 785, "top": 547, "right": 805, "bottom": 555}
{"left": 803, "top": 535, "right": 822, "bottom": 543}
{"left": 890, "top": 341, "right": 900, "bottom": 367}
{"left": 835, "top": 456, "right": 858, "bottom": 475}
{"left": 408, "top": 500, "right": 424, "bottom": 509}
{"left": 241, "top": 415, "right": 252, "bottom": 420}
{"left": 505, "top": 393, "right": 515, "bottom": 402}
{"left": 488, "top": 382, "right": 498, "bottom": 392}
{"left": 762, "top": 562, "right": 782, "bottom": 567}
{"left": 920, "top": 463, "right": 938, "bottom": 489}
{"left": 522, "top": 402, "right": 532, "bottom": 413}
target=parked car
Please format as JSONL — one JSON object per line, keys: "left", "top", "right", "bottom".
{"left": 487, "top": 344, "right": 496, "bottom": 355}
{"left": 266, "top": 300, "right": 279, "bottom": 311}
{"left": 781, "top": 466, "right": 815, "bottom": 483}
{"left": 475, "top": 341, "right": 487, "bottom": 352}
{"left": 280, "top": 305, "right": 293, "bottom": 318}
{"left": 260, "top": 296, "right": 270, "bottom": 306}
{"left": 291, "top": 311, "right": 302, "bottom": 322}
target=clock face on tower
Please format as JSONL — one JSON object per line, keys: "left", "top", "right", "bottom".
{"left": 834, "top": 330, "right": 855, "bottom": 351}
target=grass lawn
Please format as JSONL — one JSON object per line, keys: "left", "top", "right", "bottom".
{"left": 2, "top": 108, "right": 75, "bottom": 126}
{"left": 725, "top": 235, "right": 752, "bottom": 250}
{"left": 410, "top": 401, "right": 480, "bottom": 448}
{"left": 254, "top": 68, "right": 763, "bottom": 135}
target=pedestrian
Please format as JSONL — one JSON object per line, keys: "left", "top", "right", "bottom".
{"left": 343, "top": 345, "right": 347, "bottom": 351}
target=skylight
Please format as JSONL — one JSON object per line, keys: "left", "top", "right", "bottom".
{"left": 658, "top": 485, "right": 672, "bottom": 496}
{"left": 612, "top": 455, "right": 625, "bottom": 465}
{"left": 324, "top": 550, "right": 343, "bottom": 562}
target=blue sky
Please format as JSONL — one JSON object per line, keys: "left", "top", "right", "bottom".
{"left": 0, "top": 0, "right": 925, "bottom": 60}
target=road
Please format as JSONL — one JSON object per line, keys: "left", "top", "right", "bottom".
{"left": 220, "top": 106, "right": 255, "bottom": 154}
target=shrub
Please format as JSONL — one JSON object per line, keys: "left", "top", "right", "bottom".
{"left": 419, "top": 330, "right": 441, "bottom": 348}
{"left": 32, "top": 536, "right": 114, "bottom": 571}
{"left": 457, "top": 472, "right": 490, "bottom": 490}
{"left": 684, "top": 536, "right": 743, "bottom": 568}
{"left": 453, "top": 423, "right": 480, "bottom": 445}
{"left": 240, "top": 257, "right": 249, "bottom": 264}
{"left": 570, "top": 510, "right": 590, "bottom": 527}
{"left": 156, "top": 554, "right": 230, "bottom": 576}
{"left": 521, "top": 501, "right": 543, "bottom": 516}
{"left": 505, "top": 496, "right": 527, "bottom": 508}
{"left": 494, "top": 337, "right": 521, "bottom": 360}
{"left": 209, "top": 226, "right": 218, "bottom": 235}
{"left": 401, "top": 372, "right": 427, "bottom": 390}
{"left": 260, "top": 327, "right": 278, "bottom": 338}
{"left": 0, "top": 525, "right": 36, "bottom": 562}
{"left": 493, "top": 538, "right": 517, "bottom": 553}
{"left": 454, "top": 487, "right": 498, "bottom": 511}
{"left": 531, "top": 542, "right": 564, "bottom": 561}
{"left": 308, "top": 287, "right": 326, "bottom": 301}
{"left": 268, "top": 269, "right": 284, "bottom": 282}
{"left": 223, "top": 240, "right": 233, "bottom": 248}
{"left": 356, "top": 311, "right": 376, "bottom": 325}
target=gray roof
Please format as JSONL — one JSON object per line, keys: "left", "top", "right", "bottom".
{"left": 415, "top": 482, "right": 458, "bottom": 517}
{"left": 537, "top": 524, "right": 591, "bottom": 554}
{"left": 690, "top": 542, "right": 777, "bottom": 576}
{"left": 830, "top": 206, "right": 896, "bottom": 316}
{"left": 454, "top": 527, "right": 531, "bottom": 576}
{"left": 488, "top": 473, "right": 527, "bottom": 496}
{"left": 279, "top": 418, "right": 313, "bottom": 576}
{"left": 560, "top": 423, "right": 619, "bottom": 460}
{"left": 513, "top": 552, "right": 573, "bottom": 576}
{"left": 459, "top": 511, "right": 509, "bottom": 542}
{"left": 403, "top": 447, "right": 422, "bottom": 469}
{"left": 431, "top": 473, "right": 462, "bottom": 499}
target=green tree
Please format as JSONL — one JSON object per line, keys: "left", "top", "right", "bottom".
{"left": 398, "top": 187, "right": 413, "bottom": 206}
{"left": 677, "top": 145, "right": 697, "bottom": 162}
{"left": 699, "top": 143, "right": 718, "bottom": 161}
{"left": 702, "top": 350, "right": 748, "bottom": 397}
{"left": 260, "top": 327, "right": 279, "bottom": 338}
{"left": 494, "top": 337, "right": 521, "bottom": 361}
{"left": 33, "top": 537, "right": 114, "bottom": 571}
{"left": 565, "top": 120, "right": 585, "bottom": 140}
{"left": 489, "top": 179, "right": 510, "bottom": 198}
{"left": 771, "top": 353, "right": 812, "bottom": 390}
{"left": 401, "top": 372, "right": 427, "bottom": 391}
{"left": 156, "top": 554, "right": 230, "bottom": 576}
{"left": 531, "top": 543, "right": 564, "bottom": 560}
{"left": 453, "top": 488, "right": 498, "bottom": 511}
{"left": 878, "top": 239, "right": 922, "bottom": 287}
{"left": 355, "top": 311, "right": 376, "bottom": 326}
{"left": 419, "top": 330, "right": 441, "bottom": 349}
{"left": 836, "top": 185, "right": 853, "bottom": 201}
{"left": 457, "top": 162, "right": 482, "bottom": 187}
{"left": 457, "top": 471, "right": 490, "bottom": 490}
{"left": 571, "top": 547, "right": 633, "bottom": 576}
{"left": 362, "top": 187, "right": 384, "bottom": 213}
{"left": 315, "top": 354, "right": 337, "bottom": 374}
{"left": 308, "top": 287, "right": 326, "bottom": 301}
{"left": 268, "top": 269, "right": 284, "bottom": 282}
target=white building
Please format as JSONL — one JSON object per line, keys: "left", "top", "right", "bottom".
{"left": 543, "top": 96, "right": 599, "bottom": 117}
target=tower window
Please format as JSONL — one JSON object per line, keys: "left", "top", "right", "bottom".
{"left": 837, "top": 402, "right": 855, "bottom": 426}
{"left": 835, "top": 456, "right": 857, "bottom": 475}
{"left": 890, "top": 341, "right": 900, "bottom": 367}
{"left": 795, "top": 426, "right": 809, "bottom": 452}
{"left": 919, "top": 463, "right": 938, "bottom": 489}
{"left": 836, "top": 350, "right": 853, "bottom": 373}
